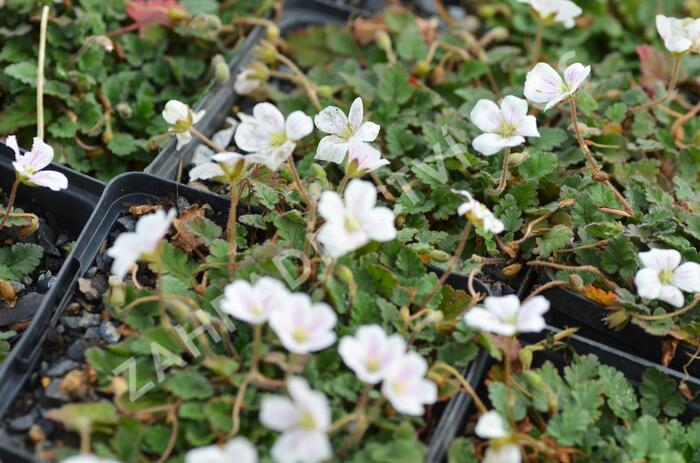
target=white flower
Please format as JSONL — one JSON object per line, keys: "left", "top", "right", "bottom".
{"left": 234, "top": 102, "right": 313, "bottom": 171}
{"left": 339, "top": 324, "right": 406, "bottom": 384}
{"left": 453, "top": 190, "right": 504, "bottom": 234}
{"left": 189, "top": 152, "right": 249, "bottom": 183}
{"left": 635, "top": 249, "right": 700, "bottom": 308}
{"left": 475, "top": 410, "right": 509, "bottom": 439}
{"left": 475, "top": 411, "right": 520, "bottom": 463}
{"left": 162, "top": 100, "right": 205, "bottom": 150}
{"left": 518, "top": 0, "right": 582, "bottom": 29}
{"left": 470, "top": 96, "right": 540, "bottom": 156}
{"left": 269, "top": 293, "right": 337, "bottom": 354}
{"left": 192, "top": 117, "right": 237, "bottom": 165}
{"left": 381, "top": 351, "right": 437, "bottom": 416}
{"left": 524, "top": 62, "right": 591, "bottom": 111}
{"left": 317, "top": 179, "right": 397, "bottom": 258}
{"left": 314, "top": 97, "right": 380, "bottom": 164}
{"left": 464, "top": 295, "right": 549, "bottom": 336}
{"left": 221, "top": 277, "right": 290, "bottom": 325}
{"left": 260, "top": 377, "right": 332, "bottom": 463}
{"left": 656, "top": 15, "right": 700, "bottom": 54}
{"left": 6, "top": 136, "right": 68, "bottom": 191}
{"left": 106, "top": 209, "right": 176, "bottom": 279}
{"left": 234, "top": 68, "right": 263, "bottom": 95}
{"left": 345, "top": 141, "right": 389, "bottom": 176}
{"left": 61, "top": 456, "right": 122, "bottom": 463}
{"left": 186, "top": 438, "right": 257, "bottom": 463}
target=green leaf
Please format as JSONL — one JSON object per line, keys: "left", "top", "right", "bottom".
{"left": 547, "top": 408, "right": 590, "bottom": 446}
{"left": 396, "top": 24, "right": 428, "bottom": 61}
{"left": 163, "top": 370, "right": 214, "bottom": 400}
{"left": 599, "top": 365, "right": 639, "bottom": 421}
{"left": 45, "top": 402, "right": 117, "bottom": 431}
{"left": 447, "top": 438, "right": 478, "bottom": 463}
{"left": 625, "top": 415, "right": 671, "bottom": 460}
{"left": 0, "top": 243, "right": 43, "bottom": 280}
{"left": 186, "top": 217, "right": 222, "bottom": 246}
{"left": 107, "top": 133, "right": 140, "bottom": 157}
{"left": 4, "top": 61, "right": 37, "bottom": 86}
{"left": 639, "top": 368, "right": 685, "bottom": 417}
{"left": 530, "top": 127, "right": 568, "bottom": 151}
{"left": 534, "top": 225, "right": 573, "bottom": 257}
{"left": 518, "top": 151, "right": 558, "bottom": 180}
{"left": 606, "top": 102, "right": 628, "bottom": 123}
{"left": 377, "top": 65, "right": 413, "bottom": 105}
{"left": 600, "top": 236, "right": 638, "bottom": 280}
{"left": 159, "top": 242, "right": 197, "bottom": 285}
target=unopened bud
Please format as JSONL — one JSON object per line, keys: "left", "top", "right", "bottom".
{"left": 430, "top": 249, "right": 451, "bottom": 263}
{"left": 250, "top": 61, "right": 270, "bottom": 80}
{"left": 502, "top": 263, "right": 522, "bottom": 277}
{"left": 102, "top": 122, "right": 113, "bottom": 145}
{"left": 116, "top": 102, "right": 132, "bottom": 119}
{"left": 111, "top": 376, "right": 129, "bottom": 397}
{"left": 478, "top": 4, "right": 497, "bottom": 18}
{"left": 192, "top": 13, "right": 221, "bottom": 33}
{"left": 606, "top": 310, "right": 629, "bottom": 329}
{"left": 213, "top": 57, "right": 230, "bottom": 84}
{"left": 375, "top": 30, "right": 392, "bottom": 50}
{"left": 522, "top": 370, "right": 544, "bottom": 387}
{"left": 568, "top": 274, "right": 584, "bottom": 289}
{"left": 266, "top": 24, "right": 280, "bottom": 42}
{"left": 400, "top": 306, "right": 410, "bottom": 323}
{"left": 508, "top": 150, "right": 529, "bottom": 166}
{"left": 107, "top": 275, "right": 125, "bottom": 307}
{"left": 412, "top": 60, "right": 431, "bottom": 77}
{"left": 318, "top": 85, "right": 335, "bottom": 98}
{"left": 425, "top": 310, "right": 444, "bottom": 324}
{"left": 310, "top": 163, "right": 327, "bottom": 180}
{"left": 253, "top": 43, "right": 277, "bottom": 63}
{"left": 490, "top": 27, "right": 509, "bottom": 42}
{"left": 167, "top": 7, "right": 190, "bottom": 24}
{"left": 337, "top": 265, "right": 354, "bottom": 285}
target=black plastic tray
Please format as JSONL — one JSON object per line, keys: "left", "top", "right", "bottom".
{"left": 0, "top": 173, "right": 239, "bottom": 462}
{"left": 145, "top": 3, "right": 353, "bottom": 182}
{"left": 539, "top": 268, "right": 700, "bottom": 380}
{"left": 0, "top": 141, "right": 106, "bottom": 462}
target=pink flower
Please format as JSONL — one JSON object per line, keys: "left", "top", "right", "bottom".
{"left": 6, "top": 136, "right": 68, "bottom": 191}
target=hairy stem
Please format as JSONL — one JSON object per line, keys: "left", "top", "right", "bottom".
{"left": 633, "top": 54, "right": 681, "bottom": 113}
{"left": 227, "top": 182, "right": 240, "bottom": 274}
{"left": 37, "top": 6, "right": 49, "bottom": 140}
{"left": 496, "top": 147, "right": 511, "bottom": 194}
{"left": 431, "top": 362, "right": 488, "bottom": 414}
{"left": 531, "top": 20, "right": 544, "bottom": 66}
{"left": 189, "top": 127, "right": 225, "bottom": 153}
{"left": 0, "top": 179, "right": 20, "bottom": 231}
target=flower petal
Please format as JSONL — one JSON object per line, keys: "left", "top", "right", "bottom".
{"left": 639, "top": 249, "right": 681, "bottom": 271}
{"left": 348, "top": 97, "right": 364, "bottom": 132}
{"left": 314, "top": 105, "right": 348, "bottom": 135}
{"left": 353, "top": 121, "right": 380, "bottom": 143}
{"left": 635, "top": 268, "right": 662, "bottom": 300}
{"left": 470, "top": 99, "right": 504, "bottom": 133}
{"left": 315, "top": 135, "right": 349, "bottom": 163}
{"left": 189, "top": 162, "right": 225, "bottom": 181}
{"left": 259, "top": 395, "right": 299, "bottom": 432}
{"left": 162, "top": 100, "right": 189, "bottom": 124}
{"left": 658, "top": 285, "right": 685, "bottom": 308}
{"left": 317, "top": 190, "right": 345, "bottom": 222}
{"left": 563, "top": 63, "right": 591, "bottom": 94}
{"left": 29, "top": 137, "right": 55, "bottom": 170}
{"left": 285, "top": 111, "right": 314, "bottom": 141}
{"left": 673, "top": 262, "right": 700, "bottom": 293}
{"left": 524, "top": 63, "right": 565, "bottom": 108}
{"left": 361, "top": 207, "right": 397, "bottom": 242}
{"left": 500, "top": 96, "right": 528, "bottom": 127}
{"left": 516, "top": 115, "right": 540, "bottom": 138}
{"left": 5, "top": 135, "right": 21, "bottom": 159}
{"left": 344, "top": 179, "right": 377, "bottom": 217}
{"left": 472, "top": 133, "right": 524, "bottom": 156}
{"left": 234, "top": 118, "right": 259, "bottom": 153}
{"left": 475, "top": 410, "right": 508, "bottom": 439}
{"left": 516, "top": 295, "right": 549, "bottom": 333}
{"left": 464, "top": 307, "right": 516, "bottom": 336}
{"left": 28, "top": 170, "right": 68, "bottom": 191}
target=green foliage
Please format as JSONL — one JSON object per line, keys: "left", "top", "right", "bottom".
{"left": 0, "top": 243, "right": 43, "bottom": 280}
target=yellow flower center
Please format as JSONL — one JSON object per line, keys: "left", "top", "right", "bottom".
{"left": 500, "top": 122, "right": 517, "bottom": 137}
{"left": 299, "top": 410, "right": 316, "bottom": 429}
{"left": 366, "top": 357, "right": 381, "bottom": 373}
{"left": 292, "top": 328, "right": 309, "bottom": 343}
{"left": 659, "top": 269, "right": 674, "bottom": 285}
{"left": 344, "top": 216, "right": 362, "bottom": 233}
{"left": 269, "top": 131, "right": 287, "bottom": 147}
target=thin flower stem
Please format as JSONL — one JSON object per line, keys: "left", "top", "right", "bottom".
{"left": 568, "top": 96, "right": 634, "bottom": 215}
{"left": 229, "top": 324, "right": 264, "bottom": 438}
{"left": 431, "top": 362, "right": 487, "bottom": 414}
{"left": 155, "top": 409, "right": 179, "bottom": 463}
{"left": 632, "top": 55, "right": 681, "bottom": 113}
{"left": 524, "top": 280, "right": 572, "bottom": 301}
{"left": 227, "top": 182, "right": 240, "bottom": 274}
{"left": 328, "top": 412, "right": 359, "bottom": 433}
{"left": 189, "top": 127, "right": 225, "bottom": 153}
{"left": 527, "top": 260, "right": 620, "bottom": 290}
{"left": 370, "top": 171, "right": 395, "bottom": 203}
{"left": 79, "top": 426, "right": 91, "bottom": 454}
{"left": 419, "top": 221, "right": 473, "bottom": 310}
{"left": 630, "top": 295, "right": 700, "bottom": 321}
{"left": 252, "top": 324, "right": 262, "bottom": 372}
{"left": 504, "top": 336, "right": 516, "bottom": 428}
{"left": 337, "top": 174, "right": 350, "bottom": 194}
{"left": 37, "top": 6, "right": 49, "bottom": 140}
{"left": 531, "top": 21, "right": 545, "bottom": 66}
{"left": 287, "top": 157, "right": 312, "bottom": 208}
{"left": 496, "top": 147, "right": 511, "bottom": 194}
{"left": 0, "top": 179, "right": 20, "bottom": 231}
{"left": 274, "top": 51, "right": 321, "bottom": 110}
{"left": 671, "top": 97, "right": 700, "bottom": 146}
{"left": 433, "top": 0, "right": 454, "bottom": 25}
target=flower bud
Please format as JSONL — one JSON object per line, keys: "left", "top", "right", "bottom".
{"left": 191, "top": 13, "right": 221, "bottom": 33}
{"left": 107, "top": 275, "right": 126, "bottom": 307}
{"left": 337, "top": 265, "right": 354, "bottom": 286}
{"left": 425, "top": 310, "right": 444, "bottom": 324}
{"left": 430, "top": 249, "right": 451, "bottom": 263}
{"left": 606, "top": 310, "right": 629, "bottom": 329}
{"left": 400, "top": 306, "right": 411, "bottom": 323}
{"left": 310, "top": 163, "right": 327, "bottom": 180}
{"left": 412, "top": 60, "right": 431, "bottom": 77}
{"left": 111, "top": 376, "right": 129, "bottom": 397}
{"left": 250, "top": 61, "right": 270, "bottom": 80}
{"left": 374, "top": 30, "right": 392, "bottom": 50}
{"left": 490, "top": 27, "right": 509, "bottom": 42}
{"left": 167, "top": 7, "right": 190, "bottom": 24}
{"left": 502, "top": 263, "right": 522, "bottom": 277}
{"left": 522, "top": 370, "right": 544, "bottom": 387}
{"left": 318, "top": 85, "right": 335, "bottom": 98}
{"left": 253, "top": 43, "right": 278, "bottom": 63}
{"left": 102, "top": 122, "right": 113, "bottom": 144}
{"left": 478, "top": 4, "right": 497, "bottom": 18}
{"left": 508, "top": 150, "right": 529, "bottom": 166}
{"left": 212, "top": 54, "right": 230, "bottom": 84}
{"left": 116, "top": 102, "right": 132, "bottom": 119}
{"left": 568, "top": 273, "right": 584, "bottom": 289}
{"left": 266, "top": 24, "right": 280, "bottom": 42}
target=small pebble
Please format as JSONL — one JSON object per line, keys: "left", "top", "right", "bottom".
{"left": 99, "top": 321, "right": 121, "bottom": 344}
{"left": 66, "top": 340, "right": 88, "bottom": 362}
{"left": 36, "top": 272, "right": 55, "bottom": 293}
